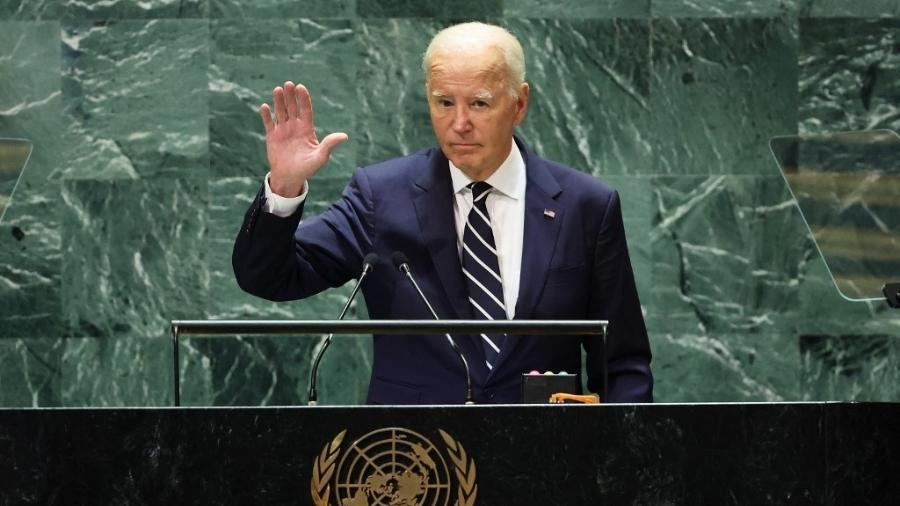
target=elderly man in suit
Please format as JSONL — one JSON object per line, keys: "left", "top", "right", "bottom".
{"left": 233, "top": 22, "right": 653, "bottom": 404}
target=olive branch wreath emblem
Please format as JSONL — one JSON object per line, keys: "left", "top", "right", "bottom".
{"left": 310, "top": 428, "right": 478, "bottom": 506}
{"left": 311, "top": 429, "right": 346, "bottom": 506}
{"left": 438, "top": 429, "right": 478, "bottom": 506}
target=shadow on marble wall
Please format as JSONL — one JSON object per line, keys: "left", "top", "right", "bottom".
{"left": 0, "top": 1, "right": 898, "bottom": 407}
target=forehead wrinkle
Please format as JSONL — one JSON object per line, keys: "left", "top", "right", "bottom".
{"left": 431, "top": 61, "right": 506, "bottom": 76}
{"left": 427, "top": 65, "right": 508, "bottom": 97}
{"left": 427, "top": 47, "right": 507, "bottom": 78}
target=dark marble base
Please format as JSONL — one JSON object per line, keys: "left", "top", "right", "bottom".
{"left": 0, "top": 403, "right": 897, "bottom": 505}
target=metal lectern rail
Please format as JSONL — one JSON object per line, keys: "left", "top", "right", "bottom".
{"left": 169, "top": 319, "right": 608, "bottom": 407}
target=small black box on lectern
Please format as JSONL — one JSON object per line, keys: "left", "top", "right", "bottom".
{"left": 520, "top": 373, "right": 579, "bottom": 404}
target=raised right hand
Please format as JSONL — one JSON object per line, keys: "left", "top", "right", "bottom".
{"left": 259, "top": 81, "right": 348, "bottom": 197}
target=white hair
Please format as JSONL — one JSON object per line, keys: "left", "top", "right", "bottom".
{"left": 422, "top": 22, "right": 526, "bottom": 98}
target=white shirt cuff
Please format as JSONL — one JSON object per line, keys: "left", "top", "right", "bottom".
{"left": 263, "top": 173, "right": 308, "bottom": 217}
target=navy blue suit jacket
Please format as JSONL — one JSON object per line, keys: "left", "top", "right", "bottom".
{"left": 233, "top": 137, "right": 653, "bottom": 404}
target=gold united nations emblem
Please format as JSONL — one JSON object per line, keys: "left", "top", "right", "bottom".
{"left": 311, "top": 427, "right": 477, "bottom": 506}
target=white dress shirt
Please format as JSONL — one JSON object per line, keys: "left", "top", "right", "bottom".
{"left": 262, "top": 140, "right": 527, "bottom": 318}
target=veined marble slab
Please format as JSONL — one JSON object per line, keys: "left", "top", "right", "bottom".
{"left": 651, "top": 0, "right": 796, "bottom": 17}
{"left": 650, "top": 17, "right": 798, "bottom": 175}
{"left": 357, "top": 0, "right": 501, "bottom": 18}
{"left": 504, "top": 0, "right": 650, "bottom": 18}
{"left": 211, "top": 0, "right": 354, "bottom": 18}
{"left": 210, "top": 18, "right": 357, "bottom": 178}
{"left": 798, "top": 0, "right": 900, "bottom": 17}
{"left": 0, "top": 0, "right": 60, "bottom": 20}
{"left": 799, "top": 17, "right": 900, "bottom": 134}
{"left": 0, "top": 22, "right": 64, "bottom": 340}
{"left": 61, "top": 20, "right": 210, "bottom": 179}
{"left": 63, "top": 0, "right": 208, "bottom": 18}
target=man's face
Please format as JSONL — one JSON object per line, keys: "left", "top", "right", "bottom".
{"left": 426, "top": 49, "right": 529, "bottom": 180}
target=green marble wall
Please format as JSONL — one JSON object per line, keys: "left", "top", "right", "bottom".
{"left": 1, "top": 0, "right": 898, "bottom": 407}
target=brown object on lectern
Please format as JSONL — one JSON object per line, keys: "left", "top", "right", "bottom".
{"left": 549, "top": 393, "right": 601, "bottom": 404}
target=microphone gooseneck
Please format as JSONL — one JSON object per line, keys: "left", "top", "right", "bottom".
{"left": 392, "top": 251, "right": 475, "bottom": 405}
{"left": 308, "top": 252, "right": 378, "bottom": 406}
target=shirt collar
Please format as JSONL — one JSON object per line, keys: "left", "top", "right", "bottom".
{"left": 448, "top": 140, "right": 525, "bottom": 200}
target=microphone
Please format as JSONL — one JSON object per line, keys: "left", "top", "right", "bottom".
{"left": 392, "top": 251, "right": 474, "bottom": 405}
{"left": 307, "top": 252, "right": 378, "bottom": 406}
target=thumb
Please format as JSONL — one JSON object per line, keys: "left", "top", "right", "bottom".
{"left": 319, "top": 132, "right": 349, "bottom": 157}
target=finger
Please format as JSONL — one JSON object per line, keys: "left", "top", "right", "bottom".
{"left": 319, "top": 132, "right": 349, "bottom": 157}
{"left": 283, "top": 81, "right": 299, "bottom": 119}
{"left": 273, "top": 86, "right": 288, "bottom": 124}
{"left": 259, "top": 103, "right": 274, "bottom": 134}
{"left": 296, "top": 84, "right": 314, "bottom": 125}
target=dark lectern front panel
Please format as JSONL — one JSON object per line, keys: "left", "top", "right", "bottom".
{"left": 0, "top": 403, "right": 897, "bottom": 505}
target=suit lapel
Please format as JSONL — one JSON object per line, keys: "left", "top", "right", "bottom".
{"left": 412, "top": 149, "right": 474, "bottom": 322}
{"left": 514, "top": 165, "right": 563, "bottom": 319}
{"left": 490, "top": 138, "right": 564, "bottom": 378}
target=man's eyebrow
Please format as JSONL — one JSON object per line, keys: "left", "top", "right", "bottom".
{"left": 429, "top": 90, "right": 494, "bottom": 100}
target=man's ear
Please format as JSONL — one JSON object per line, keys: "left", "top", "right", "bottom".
{"left": 514, "top": 82, "right": 530, "bottom": 125}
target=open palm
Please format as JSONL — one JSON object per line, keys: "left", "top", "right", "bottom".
{"left": 259, "top": 81, "right": 348, "bottom": 197}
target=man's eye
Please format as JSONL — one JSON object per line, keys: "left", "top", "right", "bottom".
{"left": 472, "top": 100, "right": 489, "bottom": 108}
{"left": 438, "top": 100, "right": 453, "bottom": 107}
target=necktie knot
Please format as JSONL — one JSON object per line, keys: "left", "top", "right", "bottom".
{"left": 468, "top": 181, "right": 493, "bottom": 202}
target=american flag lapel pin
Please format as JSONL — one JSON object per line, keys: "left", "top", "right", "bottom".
{"left": 543, "top": 208, "right": 556, "bottom": 219}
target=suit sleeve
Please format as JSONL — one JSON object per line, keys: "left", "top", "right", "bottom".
{"left": 232, "top": 168, "right": 376, "bottom": 302}
{"left": 583, "top": 190, "right": 654, "bottom": 402}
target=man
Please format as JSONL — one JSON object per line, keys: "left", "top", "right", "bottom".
{"left": 233, "top": 22, "right": 652, "bottom": 404}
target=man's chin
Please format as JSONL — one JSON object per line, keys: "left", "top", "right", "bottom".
{"left": 448, "top": 156, "right": 480, "bottom": 172}
{"left": 445, "top": 142, "right": 481, "bottom": 156}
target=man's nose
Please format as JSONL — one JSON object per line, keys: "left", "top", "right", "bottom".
{"left": 452, "top": 105, "right": 472, "bottom": 132}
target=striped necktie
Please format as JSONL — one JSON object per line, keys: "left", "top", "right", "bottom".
{"left": 462, "top": 181, "right": 507, "bottom": 371}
